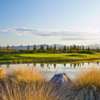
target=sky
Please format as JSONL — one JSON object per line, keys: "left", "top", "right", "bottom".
{"left": 0, "top": 0, "right": 100, "bottom": 46}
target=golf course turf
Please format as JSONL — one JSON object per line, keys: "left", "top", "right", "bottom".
{"left": 0, "top": 53, "right": 100, "bottom": 64}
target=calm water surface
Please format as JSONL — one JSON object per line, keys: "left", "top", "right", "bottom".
{"left": 0, "top": 62, "right": 100, "bottom": 80}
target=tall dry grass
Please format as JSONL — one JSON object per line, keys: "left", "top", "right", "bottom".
{"left": 58, "top": 68, "right": 100, "bottom": 100}
{"left": 73, "top": 68, "right": 100, "bottom": 88}
{"left": 0, "top": 67, "right": 59, "bottom": 100}
{"left": 0, "top": 78, "right": 59, "bottom": 100}
{"left": 1, "top": 66, "right": 100, "bottom": 100}
{"left": 0, "top": 68, "right": 6, "bottom": 79}
{"left": 11, "top": 67, "right": 45, "bottom": 82}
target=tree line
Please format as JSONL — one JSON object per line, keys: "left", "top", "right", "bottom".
{"left": 0, "top": 45, "right": 100, "bottom": 54}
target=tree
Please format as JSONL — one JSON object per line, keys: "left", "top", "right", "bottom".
{"left": 39, "top": 45, "right": 45, "bottom": 52}
{"left": 6, "top": 45, "right": 10, "bottom": 50}
{"left": 27, "top": 45, "right": 30, "bottom": 50}
{"left": 33, "top": 45, "right": 37, "bottom": 52}
{"left": 53, "top": 45, "right": 57, "bottom": 53}
{"left": 46, "top": 45, "right": 50, "bottom": 53}
{"left": 63, "top": 45, "right": 67, "bottom": 53}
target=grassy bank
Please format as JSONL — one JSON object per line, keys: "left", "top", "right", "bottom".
{"left": 0, "top": 53, "right": 100, "bottom": 64}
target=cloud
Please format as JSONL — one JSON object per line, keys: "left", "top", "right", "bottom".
{"left": 0, "top": 27, "right": 82, "bottom": 36}
{"left": 15, "top": 28, "right": 33, "bottom": 32}
{"left": 62, "top": 37, "right": 86, "bottom": 40}
{"left": 0, "top": 27, "right": 100, "bottom": 41}
{"left": 0, "top": 28, "right": 14, "bottom": 33}
{"left": 62, "top": 34, "right": 100, "bottom": 41}
{"left": 14, "top": 28, "right": 84, "bottom": 37}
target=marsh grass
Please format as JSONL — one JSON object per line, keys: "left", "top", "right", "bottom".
{"left": 1, "top": 66, "right": 100, "bottom": 100}
{"left": 0, "top": 78, "right": 59, "bottom": 100}
{"left": 0, "top": 68, "right": 6, "bottom": 79}
{"left": 73, "top": 68, "right": 100, "bottom": 88}
{"left": 0, "top": 67, "right": 59, "bottom": 100}
{"left": 9, "top": 66, "right": 45, "bottom": 82}
{"left": 57, "top": 68, "right": 100, "bottom": 100}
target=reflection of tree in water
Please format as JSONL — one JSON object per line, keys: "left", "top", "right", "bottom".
{"left": 70, "top": 63, "right": 73, "bottom": 68}
{"left": 81, "top": 62, "right": 85, "bottom": 66}
{"left": 50, "top": 64, "right": 52, "bottom": 66}
{"left": 47, "top": 64, "right": 49, "bottom": 67}
{"left": 77, "top": 62, "right": 85, "bottom": 68}
{"left": 73, "top": 63, "right": 77, "bottom": 68}
{"left": 70, "top": 63, "right": 86, "bottom": 68}
{"left": 76, "top": 63, "right": 79, "bottom": 67}
{"left": 88, "top": 62, "right": 90, "bottom": 65}
{"left": 64, "top": 63, "right": 66, "bottom": 67}
{"left": 33, "top": 63, "right": 36, "bottom": 67}
{"left": 80, "top": 63, "right": 82, "bottom": 67}
{"left": 79, "top": 63, "right": 81, "bottom": 67}
{"left": 96, "top": 61, "right": 99, "bottom": 65}
{"left": 47, "top": 64, "right": 50, "bottom": 69}
{"left": 6, "top": 63, "right": 10, "bottom": 68}
{"left": 40, "top": 63, "right": 44, "bottom": 68}
{"left": 53, "top": 64, "right": 56, "bottom": 69}
{"left": 27, "top": 63, "right": 30, "bottom": 66}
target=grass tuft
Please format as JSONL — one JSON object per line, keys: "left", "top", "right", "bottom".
{"left": 0, "top": 78, "right": 59, "bottom": 100}
{"left": 11, "top": 67, "right": 45, "bottom": 82}
{"left": 0, "top": 67, "right": 59, "bottom": 100}
{"left": 73, "top": 67, "right": 100, "bottom": 88}
{"left": 0, "top": 68, "right": 6, "bottom": 79}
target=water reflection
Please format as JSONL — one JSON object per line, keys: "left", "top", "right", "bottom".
{"left": 0, "top": 62, "right": 100, "bottom": 71}
{"left": 0, "top": 62, "right": 100, "bottom": 80}
{"left": 33, "top": 63, "right": 36, "bottom": 67}
{"left": 40, "top": 63, "right": 44, "bottom": 68}
{"left": 64, "top": 63, "right": 66, "bottom": 67}
{"left": 53, "top": 64, "right": 56, "bottom": 68}
{"left": 97, "top": 61, "right": 99, "bottom": 65}
{"left": 7, "top": 64, "right": 10, "bottom": 68}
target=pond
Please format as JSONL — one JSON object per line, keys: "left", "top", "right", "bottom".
{"left": 0, "top": 62, "right": 100, "bottom": 80}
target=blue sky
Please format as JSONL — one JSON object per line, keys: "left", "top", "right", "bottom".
{"left": 0, "top": 0, "right": 100, "bottom": 46}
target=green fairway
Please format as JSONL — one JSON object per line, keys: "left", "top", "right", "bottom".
{"left": 0, "top": 53, "right": 100, "bottom": 64}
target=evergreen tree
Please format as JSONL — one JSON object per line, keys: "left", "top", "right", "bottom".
{"left": 63, "top": 45, "right": 67, "bottom": 53}
{"left": 39, "top": 45, "right": 45, "bottom": 52}
{"left": 53, "top": 45, "right": 57, "bottom": 53}
{"left": 33, "top": 45, "right": 37, "bottom": 52}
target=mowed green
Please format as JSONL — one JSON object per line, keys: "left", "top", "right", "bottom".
{"left": 0, "top": 53, "right": 100, "bottom": 63}
{"left": 19, "top": 53, "right": 100, "bottom": 58}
